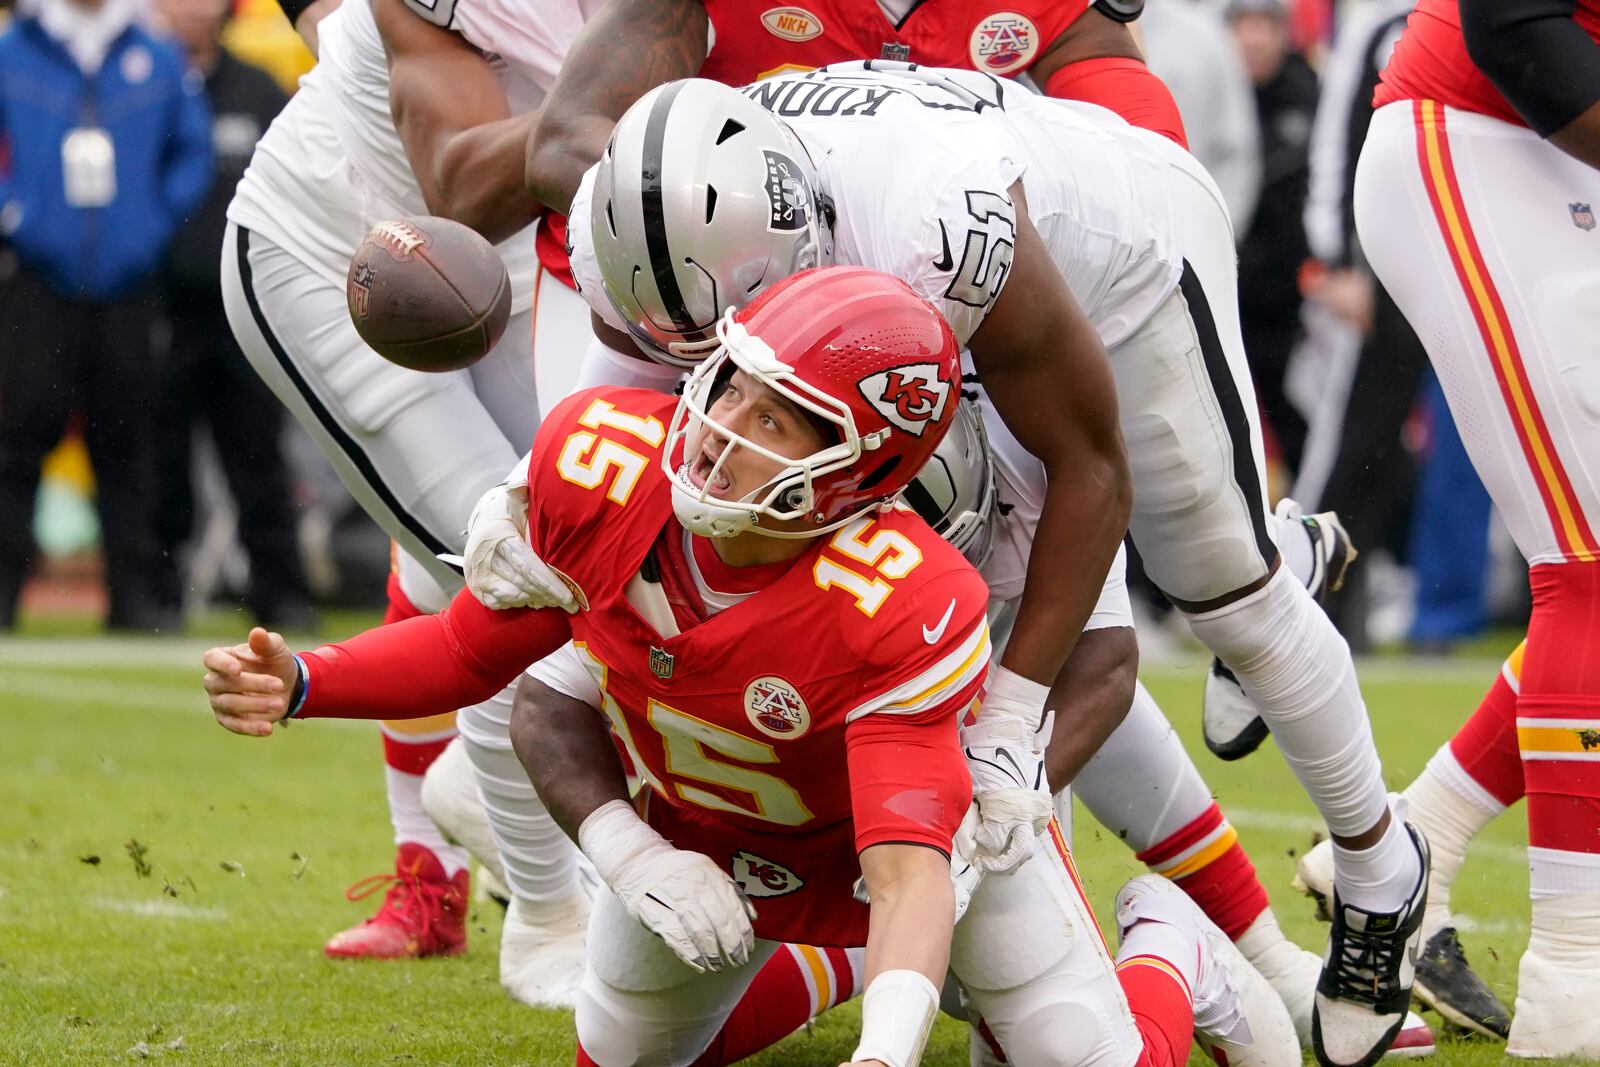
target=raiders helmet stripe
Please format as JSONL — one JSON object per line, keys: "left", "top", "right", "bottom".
{"left": 639, "top": 81, "right": 697, "bottom": 332}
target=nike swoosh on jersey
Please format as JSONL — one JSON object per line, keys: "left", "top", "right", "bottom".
{"left": 932, "top": 222, "right": 953, "bottom": 273}
{"left": 923, "top": 598, "right": 958, "bottom": 644}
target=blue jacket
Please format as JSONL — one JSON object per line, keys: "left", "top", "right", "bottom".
{"left": 0, "top": 17, "right": 213, "bottom": 300}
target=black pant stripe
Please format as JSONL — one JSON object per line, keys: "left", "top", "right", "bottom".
{"left": 234, "top": 226, "right": 458, "bottom": 566}
{"left": 1178, "top": 259, "right": 1277, "bottom": 569}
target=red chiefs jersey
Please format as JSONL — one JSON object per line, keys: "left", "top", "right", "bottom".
{"left": 700, "top": 0, "right": 1088, "bottom": 85}
{"left": 524, "top": 385, "right": 990, "bottom": 944}
{"left": 1374, "top": 0, "right": 1600, "bottom": 125}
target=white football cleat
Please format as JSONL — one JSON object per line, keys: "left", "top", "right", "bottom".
{"left": 500, "top": 890, "right": 591, "bottom": 1009}
{"left": 421, "top": 737, "right": 507, "bottom": 888}
{"left": 1237, "top": 911, "right": 1435, "bottom": 1059}
{"left": 1507, "top": 893, "right": 1600, "bottom": 1058}
{"left": 1202, "top": 501, "right": 1356, "bottom": 762}
{"left": 1311, "top": 824, "right": 1429, "bottom": 1067}
{"left": 1117, "top": 875, "right": 1299, "bottom": 1067}
{"left": 1296, "top": 836, "right": 1507, "bottom": 1039}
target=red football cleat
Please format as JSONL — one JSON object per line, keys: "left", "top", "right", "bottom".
{"left": 324, "top": 842, "right": 469, "bottom": 960}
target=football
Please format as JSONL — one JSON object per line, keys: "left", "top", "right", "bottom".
{"left": 346, "top": 216, "right": 512, "bottom": 373}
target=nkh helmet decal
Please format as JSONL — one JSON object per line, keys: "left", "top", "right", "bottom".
{"left": 590, "top": 79, "right": 828, "bottom": 368}
{"left": 664, "top": 266, "right": 962, "bottom": 539}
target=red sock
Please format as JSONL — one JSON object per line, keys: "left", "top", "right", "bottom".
{"left": 1518, "top": 563, "right": 1600, "bottom": 868}
{"left": 690, "top": 945, "right": 863, "bottom": 1066}
{"left": 1118, "top": 961, "right": 1195, "bottom": 1067}
{"left": 1136, "top": 804, "right": 1268, "bottom": 940}
{"left": 1446, "top": 642, "right": 1526, "bottom": 807}
{"left": 1042, "top": 57, "right": 1189, "bottom": 148}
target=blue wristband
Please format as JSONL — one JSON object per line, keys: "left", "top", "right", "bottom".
{"left": 286, "top": 654, "right": 310, "bottom": 719}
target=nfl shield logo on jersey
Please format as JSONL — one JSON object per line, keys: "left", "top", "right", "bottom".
{"left": 731, "top": 849, "right": 805, "bottom": 897}
{"left": 762, "top": 150, "right": 810, "bottom": 234}
{"left": 969, "top": 12, "right": 1038, "bottom": 73}
{"left": 745, "top": 676, "right": 811, "bottom": 739}
{"left": 649, "top": 646, "right": 675, "bottom": 679}
{"left": 1571, "top": 202, "right": 1596, "bottom": 231}
{"left": 858, "top": 363, "right": 951, "bottom": 437}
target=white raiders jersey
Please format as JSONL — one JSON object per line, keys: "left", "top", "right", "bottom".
{"left": 228, "top": 0, "right": 602, "bottom": 314}
{"left": 569, "top": 62, "right": 1185, "bottom": 351}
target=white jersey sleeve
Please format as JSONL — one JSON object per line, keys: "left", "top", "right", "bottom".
{"left": 825, "top": 146, "right": 1024, "bottom": 349}
{"left": 526, "top": 641, "right": 604, "bottom": 707}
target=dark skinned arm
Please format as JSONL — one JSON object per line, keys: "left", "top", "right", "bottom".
{"left": 371, "top": 0, "right": 544, "bottom": 243}
{"left": 1041, "top": 626, "right": 1138, "bottom": 792}
{"left": 509, "top": 674, "right": 630, "bottom": 843}
{"left": 967, "top": 188, "right": 1133, "bottom": 689}
{"left": 1460, "top": 0, "right": 1600, "bottom": 170}
{"left": 1551, "top": 100, "right": 1600, "bottom": 171}
{"left": 1028, "top": 8, "right": 1144, "bottom": 88}
{"left": 524, "top": 0, "right": 708, "bottom": 213}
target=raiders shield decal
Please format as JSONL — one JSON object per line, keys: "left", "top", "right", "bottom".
{"left": 762, "top": 150, "right": 810, "bottom": 233}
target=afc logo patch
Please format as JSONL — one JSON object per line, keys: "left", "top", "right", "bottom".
{"left": 1571, "top": 202, "right": 1596, "bottom": 231}
{"left": 969, "top": 12, "right": 1038, "bottom": 73}
{"left": 731, "top": 849, "right": 805, "bottom": 897}
{"left": 349, "top": 262, "right": 376, "bottom": 319}
{"left": 762, "top": 150, "right": 810, "bottom": 234}
{"left": 744, "top": 676, "right": 811, "bottom": 739}
{"left": 858, "top": 363, "right": 952, "bottom": 437}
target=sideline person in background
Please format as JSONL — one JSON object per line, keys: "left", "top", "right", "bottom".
{"left": 0, "top": 0, "right": 212, "bottom": 631}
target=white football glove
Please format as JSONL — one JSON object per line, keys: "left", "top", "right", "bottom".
{"left": 463, "top": 471, "right": 579, "bottom": 613}
{"left": 961, "top": 714, "right": 1052, "bottom": 874}
{"left": 852, "top": 803, "right": 987, "bottom": 924}
{"left": 578, "top": 801, "right": 756, "bottom": 974}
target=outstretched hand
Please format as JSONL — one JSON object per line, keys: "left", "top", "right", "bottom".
{"left": 201, "top": 627, "right": 298, "bottom": 737}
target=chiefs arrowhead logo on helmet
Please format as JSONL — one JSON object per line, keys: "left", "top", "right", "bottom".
{"left": 858, "top": 363, "right": 951, "bottom": 437}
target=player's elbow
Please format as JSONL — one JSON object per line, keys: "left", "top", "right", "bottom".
{"left": 526, "top": 110, "right": 588, "bottom": 215}
{"left": 1458, "top": 0, "right": 1511, "bottom": 74}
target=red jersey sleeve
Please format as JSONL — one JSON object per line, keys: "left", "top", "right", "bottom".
{"left": 842, "top": 553, "right": 992, "bottom": 854}
{"left": 846, "top": 682, "right": 978, "bottom": 855}
{"left": 297, "top": 587, "right": 572, "bottom": 720}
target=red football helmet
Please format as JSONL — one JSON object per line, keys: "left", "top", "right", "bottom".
{"left": 664, "top": 266, "right": 963, "bottom": 538}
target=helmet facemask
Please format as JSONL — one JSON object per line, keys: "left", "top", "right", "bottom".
{"left": 664, "top": 309, "right": 886, "bottom": 539}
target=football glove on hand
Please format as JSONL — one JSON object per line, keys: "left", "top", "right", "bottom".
{"left": 961, "top": 714, "right": 1052, "bottom": 874}
{"left": 579, "top": 801, "right": 756, "bottom": 973}
{"left": 463, "top": 471, "right": 579, "bottom": 613}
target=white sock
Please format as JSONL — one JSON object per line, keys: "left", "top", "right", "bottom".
{"left": 1118, "top": 917, "right": 1201, "bottom": 996}
{"left": 1403, "top": 745, "right": 1504, "bottom": 936}
{"left": 385, "top": 766, "right": 469, "bottom": 878}
{"left": 1185, "top": 567, "right": 1388, "bottom": 838}
{"left": 1330, "top": 812, "right": 1421, "bottom": 915}
{"left": 456, "top": 685, "right": 581, "bottom": 905}
{"left": 1526, "top": 893, "right": 1600, "bottom": 958}
{"left": 1271, "top": 510, "right": 1316, "bottom": 591}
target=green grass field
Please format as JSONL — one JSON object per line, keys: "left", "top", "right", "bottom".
{"left": 0, "top": 629, "right": 1535, "bottom": 1066}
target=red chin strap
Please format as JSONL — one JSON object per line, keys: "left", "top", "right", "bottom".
{"left": 1043, "top": 57, "right": 1190, "bottom": 150}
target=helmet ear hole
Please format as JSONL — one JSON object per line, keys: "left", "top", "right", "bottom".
{"left": 780, "top": 484, "right": 812, "bottom": 512}
{"left": 857, "top": 456, "right": 902, "bottom": 493}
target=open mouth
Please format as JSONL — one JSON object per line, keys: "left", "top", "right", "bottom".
{"left": 686, "top": 448, "right": 734, "bottom": 496}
